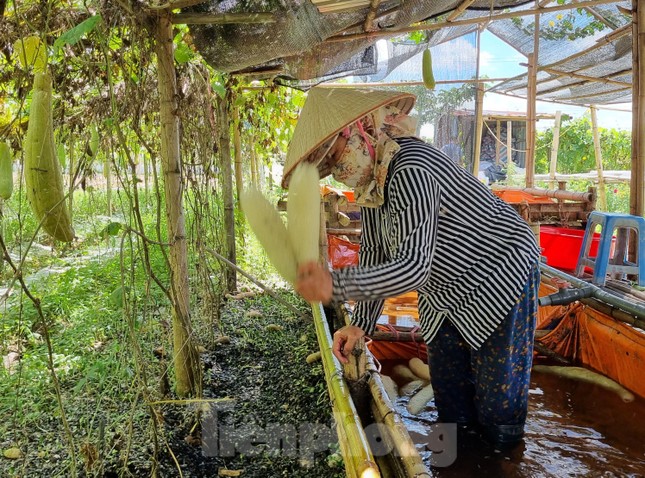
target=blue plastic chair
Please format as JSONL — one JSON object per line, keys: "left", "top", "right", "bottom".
{"left": 576, "top": 211, "right": 645, "bottom": 286}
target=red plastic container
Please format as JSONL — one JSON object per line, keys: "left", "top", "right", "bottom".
{"left": 540, "top": 226, "right": 601, "bottom": 272}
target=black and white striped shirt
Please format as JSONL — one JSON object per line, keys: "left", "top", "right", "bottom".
{"left": 331, "top": 137, "right": 541, "bottom": 348}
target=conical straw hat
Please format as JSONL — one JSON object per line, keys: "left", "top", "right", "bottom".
{"left": 281, "top": 87, "right": 416, "bottom": 188}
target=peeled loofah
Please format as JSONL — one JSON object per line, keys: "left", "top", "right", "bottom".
{"left": 240, "top": 187, "right": 298, "bottom": 284}
{"left": 287, "top": 162, "right": 321, "bottom": 264}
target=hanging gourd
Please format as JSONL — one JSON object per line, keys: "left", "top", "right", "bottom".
{"left": 422, "top": 49, "right": 436, "bottom": 90}
{"left": 24, "top": 71, "right": 75, "bottom": 242}
{"left": 0, "top": 142, "right": 13, "bottom": 200}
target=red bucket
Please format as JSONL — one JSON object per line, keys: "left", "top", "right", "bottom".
{"left": 540, "top": 226, "right": 601, "bottom": 272}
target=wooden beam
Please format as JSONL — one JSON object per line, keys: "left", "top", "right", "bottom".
{"left": 549, "top": 111, "right": 562, "bottom": 189}
{"left": 446, "top": 0, "right": 477, "bottom": 22}
{"left": 147, "top": 0, "right": 206, "bottom": 10}
{"left": 473, "top": 30, "right": 484, "bottom": 178}
{"left": 325, "top": 0, "right": 621, "bottom": 43}
{"left": 584, "top": 6, "right": 615, "bottom": 27}
{"left": 172, "top": 12, "right": 276, "bottom": 24}
{"left": 495, "top": 120, "right": 501, "bottom": 165}
{"left": 526, "top": 0, "right": 539, "bottom": 189}
{"left": 546, "top": 85, "right": 632, "bottom": 101}
{"left": 540, "top": 67, "right": 631, "bottom": 88}
{"left": 631, "top": 0, "right": 644, "bottom": 216}
{"left": 507, "top": 120, "right": 513, "bottom": 169}
{"left": 321, "top": 78, "right": 509, "bottom": 88}
{"left": 155, "top": 12, "right": 200, "bottom": 397}
{"left": 590, "top": 105, "right": 608, "bottom": 210}
{"left": 482, "top": 114, "right": 556, "bottom": 121}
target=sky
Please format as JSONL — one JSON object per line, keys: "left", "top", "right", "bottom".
{"left": 478, "top": 30, "right": 632, "bottom": 132}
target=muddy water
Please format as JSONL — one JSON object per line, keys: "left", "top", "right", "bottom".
{"left": 382, "top": 360, "right": 645, "bottom": 477}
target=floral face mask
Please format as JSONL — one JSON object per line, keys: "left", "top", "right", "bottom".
{"left": 330, "top": 105, "right": 417, "bottom": 207}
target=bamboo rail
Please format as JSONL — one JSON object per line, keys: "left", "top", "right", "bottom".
{"left": 491, "top": 186, "right": 594, "bottom": 202}
{"left": 172, "top": 12, "right": 276, "bottom": 24}
{"left": 311, "top": 303, "right": 379, "bottom": 478}
{"left": 366, "top": 355, "right": 430, "bottom": 477}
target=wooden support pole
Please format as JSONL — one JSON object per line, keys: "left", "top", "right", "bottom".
{"left": 590, "top": 105, "right": 608, "bottom": 211}
{"left": 217, "top": 95, "right": 237, "bottom": 292}
{"left": 447, "top": 0, "right": 477, "bottom": 21}
{"left": 172, "top": 12, "right": 276, "bottom": 25}
{"left": 232, "top": 107, "right": 243, "bottom": 201}
{"left": 506, "top": 120, "right": 513, "bottom": 168}
{"left": 548, "top": 111, "right": 562, "bottom": 189}
{"left": 631, "top": 0, "right": 645, "bottom": 216}
{"left": 155, "top": 13, "right": 199, "bottom": 397}
{"left": 473, "top": 29, "right": 484, "bottom": 178}
{"left": 491, "top": 186, "right": 593, "bottom": 202}
{"left": 495, "top": 120, "right": 501, "bottom": 165}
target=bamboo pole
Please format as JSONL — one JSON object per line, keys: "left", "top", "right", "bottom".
{"left": 68, "top": 135, "right": 74, "bottom": 222}
{"left": 473, "top": 89, "right": 484, "bottom": 177}
{"left": 447, "top": 0, "right": 476, "bottom": 21}
{"left": 367, "top": 362, "right": 430, "bottom": 477}
{"left": 318, "top": 78, "right": 509, "bottom": 88}
{"left": 311, "top": 303, "right": 379, "bottom": 478}
{"left": 147, "top": 0, "right": 207, "bottom": 10}
{"left": 541, "top": 67, "right": 631, "bottom": 88}
{"left": 631, "top": 0, "right": 645, "bottom": 216}
{"left": 217, "top": 95, "right": 237, "bottom": 292}
{"left": 590, "top": 105, "right": 608, "bottom": 211}
{"left": 250, "top": 135, "right": 258, "bottom": 187}
{"left": 472, "top": 29, "right": 484, "bottom": 178}
{"left": 155, "top": 14, "right": 200, "bottom": 397}
{"left": 232, "top": 107, "right": 243, "bottom": 201}
{"left": 548, "top": 111, "right": 562, "bottom": 189}
{"left": 104, "top": 146, "right": 112, "bottom": 215}
{"left": 526, "top": 2, "right": 539, "bottom": 188}
{"left": 495, "top": 120, "right": 501, "bottom": 165}
{"left": 493, "top": 23, "right": 630, "bottom": 94}
{"left": 507, "top": 120, "right": 513, "bottom": 168}
{"left": 525, "top": 57, "right": 537, "bottom": 187}
{"left": 172, "top": 12, "right": 276, "bottom": 25}
{"left": 204, "top": 247, "right": 302, "bottom": 315}
{"left": 490, "top": 186, "right": 593, "bottom": 202}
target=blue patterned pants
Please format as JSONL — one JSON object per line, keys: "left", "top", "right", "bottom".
{"left": 427, "top": 263, "right": 540, "bottom": 441}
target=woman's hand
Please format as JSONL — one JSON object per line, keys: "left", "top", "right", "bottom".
{"left": 295, "top": 261, "right": 333, "bottom": 304}
{"left": 332, "top": 325, "right": 366, "bottom": 363}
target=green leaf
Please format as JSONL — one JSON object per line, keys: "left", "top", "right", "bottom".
{"left": 13, "top": 36, "right": 47, "bottom": 72}
{"left": 54, "top": 15, "right": 103, "bottom": 54}
{"left": 211, "top": 80, "right": 226, "bottom": 99}
{"left": 100, "top": 222, "right": 123, "bottom": 238}
{"left": 174, "top": 42, "right": 194, "bottom": 64}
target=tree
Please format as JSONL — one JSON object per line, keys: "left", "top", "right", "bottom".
{"left": 535, "top": 115, "right": 631, "bottom": 174}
